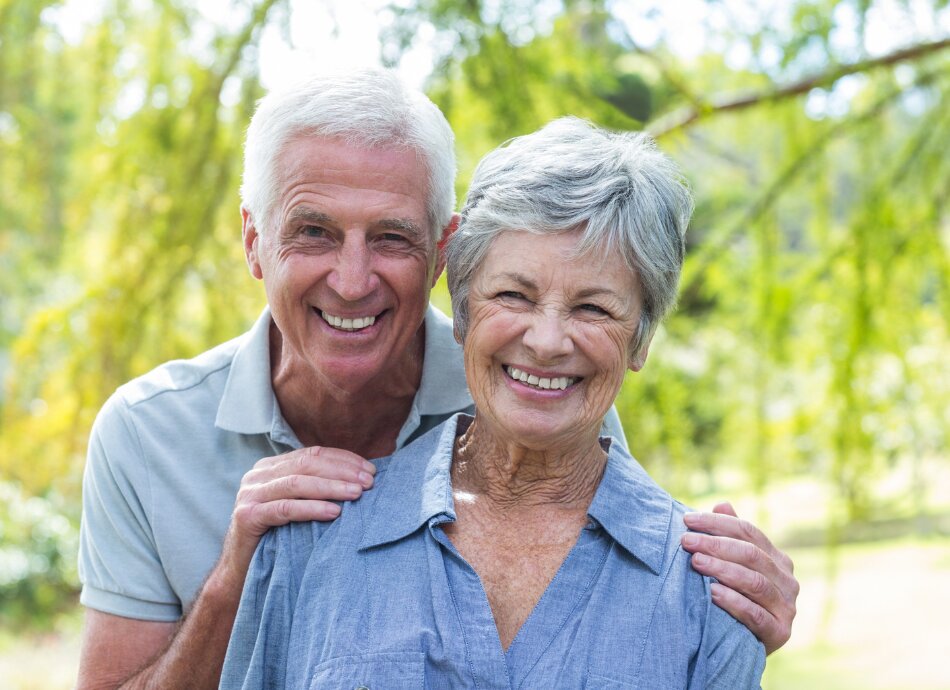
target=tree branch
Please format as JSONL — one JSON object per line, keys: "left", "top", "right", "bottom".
{"left": 649, "top": 37, "right": 950, "bottom": 137}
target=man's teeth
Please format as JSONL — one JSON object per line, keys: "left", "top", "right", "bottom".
{"left": 321, "top": 311, "right": 376, "bottom": 331}
{"left": 506, "top": 366, "right": 576, "bottom": 391}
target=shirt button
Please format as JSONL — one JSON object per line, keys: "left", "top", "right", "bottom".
{"left": 355, "top": 686, "right": 370, "bottom": 690}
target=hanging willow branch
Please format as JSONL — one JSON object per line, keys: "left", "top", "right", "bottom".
{"left": 679, "top": 67, "right": 947, "bottom": 295}
{"left": 648, "top": 37, "right": 950, "bottom": 137}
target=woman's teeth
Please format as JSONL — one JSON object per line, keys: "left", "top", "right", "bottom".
{"left": 321, "top": 311, "right": 376, "bottom": 331}
{"left": 506, "top": 366, "right": 576, "bottom": 391}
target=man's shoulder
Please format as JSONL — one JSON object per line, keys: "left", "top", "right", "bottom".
{"left": 114, "top": 333, "right": 245, "bottom": 409}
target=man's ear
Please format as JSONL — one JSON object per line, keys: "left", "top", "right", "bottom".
{"left": 241, "top": 206, "right": 264, "bottom": 281}
{"left": 431, "top": 213, "right": 461, "bottom": 287}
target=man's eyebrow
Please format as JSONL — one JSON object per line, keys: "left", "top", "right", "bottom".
{"left": 378, "top": 218, "right": 425, "bottom": 238}
{"left": 287, "top": 208, "right": 333, "bottom": 225}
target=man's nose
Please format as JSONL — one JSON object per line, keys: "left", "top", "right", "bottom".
{"left": 326, "top": 238, "right": 379, "bottom": 302}
{"left": 523, "top": 309, "right": 574, "bottom": 362}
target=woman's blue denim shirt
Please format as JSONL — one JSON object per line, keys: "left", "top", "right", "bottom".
{"left": 221, "top": 414, "right": 765, "bottom": 689}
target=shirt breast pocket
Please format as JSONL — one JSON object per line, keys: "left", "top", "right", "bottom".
{"left": 308, "top": 651, "right": 426, "bottom": 690}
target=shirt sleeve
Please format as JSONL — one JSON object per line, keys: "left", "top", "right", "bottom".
{"left": 78, "top": 393, "right": 181, "bottom": 621}
{"left": 221, "top": 525, "right": 309, "bottom": 689}
{"left": 694, "top": 593, "right": 766, "bottom": 690}
{"left": 601, "top": 405, "right": 629, "bottom": 450}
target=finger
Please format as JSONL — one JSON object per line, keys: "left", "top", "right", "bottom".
{"left": 255, "top": 446, "right": 376, "bottom": 488}
{"left": 242, "top": 475, "right": 364, "bottom": 505}
{"left": 680, "top": 533, "right": 787, "bottom": 586}
{"left": 682, "top": 511, "right": 778, "bottom": 557}
{"left": 709, "top": 582, "right": 786, "bottom": 656}
{"left": 689, "top": 553, "right": 783, "bottom": 613}
{"left": 711, "top": 501, "right": 738, "bottom": 517}
{"left": 242, "top": 498, "right": 345, "bottom": 529}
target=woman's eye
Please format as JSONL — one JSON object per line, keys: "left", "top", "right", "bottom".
{"left": 579, "top": 303, "right": 609, "bottom": 316}
{"left": 497, "top": 291, "right": 526, "bottom": 300}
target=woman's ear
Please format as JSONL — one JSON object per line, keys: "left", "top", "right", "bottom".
{"left": 628, "top": 342, "right": 651, "bottom": 372}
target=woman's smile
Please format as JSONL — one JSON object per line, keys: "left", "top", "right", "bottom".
{"left": 462, "top": 228, "right": 644, "bottom": 448}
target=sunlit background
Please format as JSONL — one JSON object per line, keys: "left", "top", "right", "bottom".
{"left": 1, "top": 0, "right": 949, "bottom": 687}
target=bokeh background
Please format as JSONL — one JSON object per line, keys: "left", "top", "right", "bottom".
{"left": 1, "top": 0, "right": 949, "bottom": 687}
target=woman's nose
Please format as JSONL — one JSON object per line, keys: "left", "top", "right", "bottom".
{"left": 327, "top": 239, "right": 379, "bottom": 301}
{"left": 523, "top": 310, "right": 574, "bottom": 361}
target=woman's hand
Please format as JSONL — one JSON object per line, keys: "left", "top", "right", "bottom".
{"left": 680, "top": 502, "right": 799, "bottom": 655}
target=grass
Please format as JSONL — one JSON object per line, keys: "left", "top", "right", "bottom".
{"left": 763, "top": 536, "right": 950, "bottom": 690}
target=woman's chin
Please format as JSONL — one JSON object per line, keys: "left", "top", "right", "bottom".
{"left": 484, "top": 409, "right": 598, "bottom": 450}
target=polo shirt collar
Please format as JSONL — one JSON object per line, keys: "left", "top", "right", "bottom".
{"left": 215, "top": 307, "right": 282, "bottom": 437}
{"left": 216, "top": 305, "right": 472, "bottom": 445}
{"left": 395, "top": 305, "right": 473, "bottom": 448}
{"left": 587, "top": 442, "right": 673, "bottom": 575}
{"left": 413, "top": 305, "right": 472, "bottom": 415}
{"left": 361, "top": 413, "right": 673, "bottom": 577}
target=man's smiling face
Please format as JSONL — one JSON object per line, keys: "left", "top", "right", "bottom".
{"left": 243, "top": 135, "right": 440, "bottom": 394}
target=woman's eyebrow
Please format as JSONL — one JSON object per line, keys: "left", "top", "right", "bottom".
{"left": 495, "top": 272, "right": 538, "bottom": 290}
{"left": 574, "top": 286, "right": 620, "bottom": 300}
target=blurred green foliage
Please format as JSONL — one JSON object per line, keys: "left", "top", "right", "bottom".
{"left": 1, "top": 0, "right": 948, "bottom": 626}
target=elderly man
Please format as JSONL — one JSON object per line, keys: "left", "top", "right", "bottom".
{"left": 77, "top": 70, "right": 798, "bottom": 689}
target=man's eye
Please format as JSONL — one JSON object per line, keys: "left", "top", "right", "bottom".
{"left": 497, "top": 291, "right": 526, "bottom": 300}
{"left": 379, "top": 233, "right": 409, "bottom": 243}
{"left": 302, "top": 225, "right": 327, "bottom": 238}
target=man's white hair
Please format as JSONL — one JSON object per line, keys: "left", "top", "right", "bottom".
{"left": 241, "top": 70, "right": 456, "bottom": 243}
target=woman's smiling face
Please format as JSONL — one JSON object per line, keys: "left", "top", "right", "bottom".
{"left": 462, "top": 228, "right": 644, "bottom": 449}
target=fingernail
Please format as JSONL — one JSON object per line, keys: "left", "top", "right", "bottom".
{"left": 345, "top": 482, "right": 362, "bottom": 497}
{"left": 359, "top": 471, "right": 374, "bottom": 486}
{"left": 362, "top": 461, "right": 377, "bottom": 474}
{"left": 692, "top": 553, "right": 709, "bottom": 567}
{"left": 683, "top": 512, "right": 699, "bottom": 525}
{"left": 682, "top": 533, "right": 700, "bottom": 548}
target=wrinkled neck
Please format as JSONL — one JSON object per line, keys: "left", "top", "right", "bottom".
{"left": 451, "top": 415, "right": 607, "bottom": 511}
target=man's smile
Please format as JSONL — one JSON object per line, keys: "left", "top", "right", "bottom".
{"left": 319, "top": 309, "right": 379, "bottom": 332}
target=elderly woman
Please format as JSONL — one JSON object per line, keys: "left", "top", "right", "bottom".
{"left": 221, "top": 117, "right": 765, "bottom": 688}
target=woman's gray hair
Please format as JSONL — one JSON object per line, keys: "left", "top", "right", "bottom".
{"left": 241, "top": 69, "right": 456, "bottom": 243}
{"left": 447, "top": 117, "right": 692, "bottom": 360}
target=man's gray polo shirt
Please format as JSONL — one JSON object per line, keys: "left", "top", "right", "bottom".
{"left": 78, "top": 305, "right": 475, "bottom": 621}
{"left": 78, "top": 305, "right": 628, "bottom": 622}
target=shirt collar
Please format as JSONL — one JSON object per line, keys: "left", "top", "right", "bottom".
{"left": 215, "top": 306, "right": 279, "bottom": 436}
{"left": 414, "top": 305, "right": 472, "bottom": 416}
{"left": 587, "top": 441, "right": 673, "bottom": 575}
{"left": 359, "top": 414, "right": 462, "bottom": 551}
{"left": 216, "top": 304, "right": 472, "bottom": 444}
{"left": 361, "top": 413, "right": 673, "bottom": 577}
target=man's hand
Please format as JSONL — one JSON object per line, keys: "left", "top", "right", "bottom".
{"left": 681, "top": 502, "right": 799, "bottom": 655}
{"left": 77, "top": 445, "right": 375, "bottom": 690}
{"left": 217, "top": 445, "right": 376, "bottom": 591}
